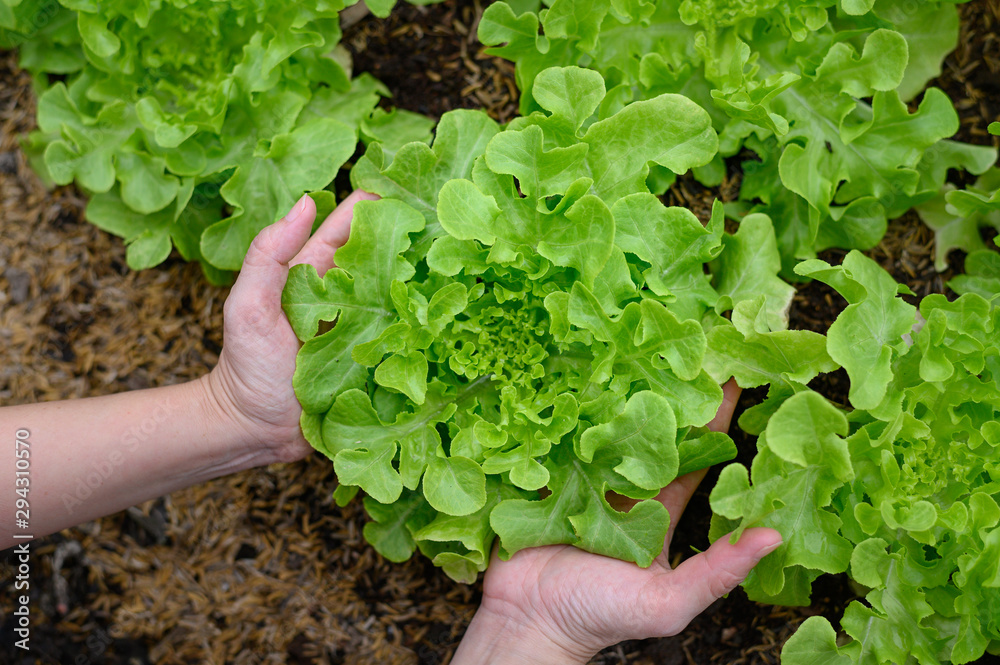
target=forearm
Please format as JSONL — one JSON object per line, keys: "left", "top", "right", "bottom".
{"left": 0, "top": 375, "right": 273, "bottom": 549}
{"left": 453, "top": 608, "right": 591, "bottom": 665}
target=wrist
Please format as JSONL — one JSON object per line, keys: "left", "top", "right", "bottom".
{"left": 453, "top": 606, "right": 592, "bottom": 665}
{"left": 191, "top": 372, "right": 283, "bottom": 468}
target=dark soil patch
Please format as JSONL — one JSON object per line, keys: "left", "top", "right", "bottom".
{"left": 931, "top": 0, "right": 1000, "bottom": 148}
{"left": 343, "top": 0, "right": 518, "bottom": 124}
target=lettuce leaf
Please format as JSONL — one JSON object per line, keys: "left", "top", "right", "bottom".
{"left": 711, "top": 252, "right": 1000, "bottom": 665}
{"left": 949, "top": 251, "right": 1000, "bottom": 306}
{"left": 9, "top": 0, "right": 419, "bottom": 281}
{"left": 916, "top": 168, "right": 1000, "bottom": 271}
{"left": 284, "top": 66, "right": 792, "bottom": 580}
{"left": 479, "top": 0, "right": 997, "bottom": 274}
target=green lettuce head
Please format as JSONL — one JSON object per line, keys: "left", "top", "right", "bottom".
{"left": 283, "top": 66, "right": 794, "bottom": 582}
{"left": 16, "top": 0, "right": 396, "bottom": 282}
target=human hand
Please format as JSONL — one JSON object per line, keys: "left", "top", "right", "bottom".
{"left": 452, "top": 381, "right": 782, "bottom": 665}
{"left": 202, "top": 190, "right": 378, "bottom": 465}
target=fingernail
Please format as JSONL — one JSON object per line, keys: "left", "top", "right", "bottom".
{"left": 757, "top": 541, "right": 782, "bottom": 558}
{"left": 286, "top": 195, "right": 309, "bottom": 223}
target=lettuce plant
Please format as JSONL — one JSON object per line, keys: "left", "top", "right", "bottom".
{"left": 710, "top": 251, "right": 1000, "bottom": 664}
{"left": 479, "top": 0, "right": 998, "bottom": 274}
{"left": 950, "top": 251, "right": 1000, "bottom": 306}
{"left": 1, "top": 0, "right": 433, "bottom": 282}
{"left": 915, "top": 122, "right": 1000, "bottom": 270}
{"left": 916, "top": 168, "right": 1000, "bottom": 271}
{"left": 281, "top": 66, "right": 794, "bottom": 582}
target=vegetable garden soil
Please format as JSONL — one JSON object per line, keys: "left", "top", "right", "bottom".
{"left": 1, "top": 1, "right": 998, "bottom": 664}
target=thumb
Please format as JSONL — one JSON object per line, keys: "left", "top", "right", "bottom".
{"left": 655, "top": 528, "right": 782, "bottom": 634}
{"left": 225, "top": 195, "right": 316, "bottom": 334}
{"left": 239, "top": 195, "right": 316, "bottom": 285}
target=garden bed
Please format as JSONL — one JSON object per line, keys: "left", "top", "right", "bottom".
{"left": 1, "top": 1, "right": 999, "bottom": 663}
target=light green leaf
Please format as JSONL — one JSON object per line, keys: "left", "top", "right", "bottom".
{"left": 579, "top": 391, "right": 679, "bottom": 490}
{"left": 374, "top": 351, "right": 429, "bottom": 404}
{"left": 568, "top": 283, "right": 723, "bottom": 428}
{"left": 814, "top": 29, "right": 907, "bottom": 98}
{"left": 422, "top": 456, "right": 488, "bottom": 517}
{"left": 795, "top": 251, "right": 915, "bottom": 410}
{"left": 531, "top": 65, "right": 606, "bottom": 130}
{"left": 637, "top": 299, "right": 706, "bottom": 382}
{"left": 582, "top": 92, "right": 718, "bottom": 199}
{"left": 613, "top": 193, "right": 722, "bottom": 314}
{"left": 202, "top": 117, "right": 357, "bottom": 270}
{"left": 781, "top": 616, "right": 854, "bottom": 665}
{"left": 125, "top": 229, "right": 172, "bottom": 270}
{"left": 362, "top": 491, "right": 436, "bottom": 562}
{"left": 352, "top": 109, "right": 501, "bottom": 256}
{"left": 765, "top": 392, "right": 851, "bottom": 478}
{"left": 948, "top": 251, "right": 1000, "bottom": 304}
{"left": 676, "top": 431, "right": 737, "bottom": 478}
{"left": 282, "top": 199, "right": 424, "bottom": 413}
{"left": 116, "top": 151, "right": 180, "bottom": 215}
{"left": 710, "top": 392, "right": 856, "bottom": 596}
{"left": 485, "top": 124, "right": 589, "bottom": 199}
{"left": 706, "top": 297, "right": 838, "bottom": 389}
{"left": 491, "top": 444, "right": 670, "bottom": 567}
{"left": 713, "top": 214, "right": 795, "bottom": 331}
{"left": 335, "top": 439, "right": 402, "bottom": 505}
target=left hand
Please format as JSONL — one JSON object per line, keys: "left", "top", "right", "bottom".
{"left": 204, "top": 190, "right": 378, "bottom": 464}
{"left": 453, "top": 381, "right": 782, "bottom": 664}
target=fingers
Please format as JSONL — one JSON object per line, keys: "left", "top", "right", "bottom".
{"left": 657, "top": 467, "right": 708, "bottom": 548}
{"left": 707, "top": 379, "right": 742, "bottom": 433}
{"left": 657, "top": 379, "right": 742, "bottom": 550}
{"left": 290, "top": 189, "right": 380, "bottom": 276}
{"left": 650, "top": 528, "right": 782, "bottom": 634}
{"left": 225, "top": 195, "right": 316, "bottom": 336}
{"left": 244, "top": 195, "right": 317, "bottom": 269}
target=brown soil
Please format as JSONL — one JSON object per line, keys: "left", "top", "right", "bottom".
{"left": 344, "top": 1, "right": 518, "bottom": 124}
{"left": 1, "top": 1, "right": 999, "bottom": 664}
{"left": 931, "top": 0, "right": 1000, "bottom": 148}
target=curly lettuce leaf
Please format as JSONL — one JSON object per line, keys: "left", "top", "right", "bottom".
{"left": 612, "top": 193, "right": 724, "bottom": 319}
{"left": 711, "top": 212, "right": 795, "bottom": 330}
{"left": 838, "top": 0, "right": 961, "bottom": 102}
{"left": 284, "top": 69, "right": 768, "bottom": 579}
{"left": 795, "top": 251, "right": 915, "bottom": 410}
{"left": 710, "top": 391, "right": 855, "bottom": 602}
{"left": 16, "top": 0, "right": 388, "bottom": 278}
{"left": 705, "top": 297, "right": 838, "bottom": 390}
{"left": 351, "top": 109, "right": 501, "bottom": 258}
{"left": 917, "top": 168, "right": 1000, "bottom": 271}
{"left": 480, "top": 0, "right": 994, "bottom": 274}
{"left": 717, "top": 262, "right": 1000, "bottom": 664}
{"left": 949, "top": 251, "right": 1000, "bottom": 305}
